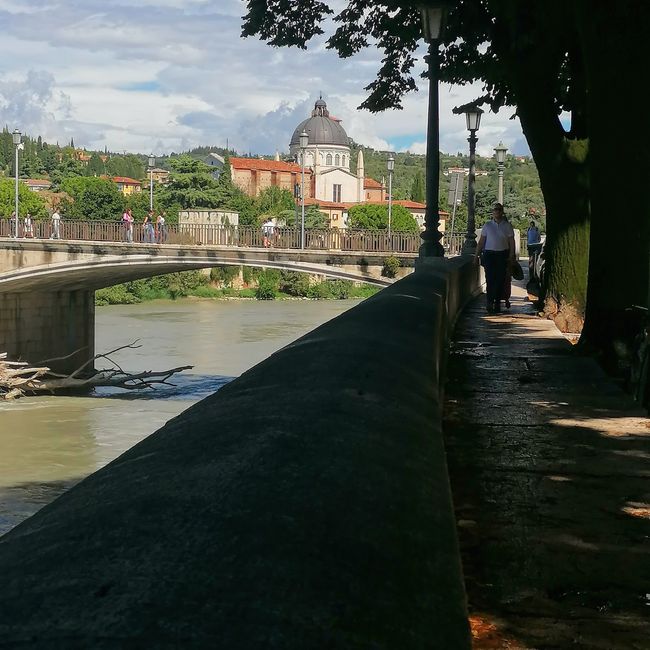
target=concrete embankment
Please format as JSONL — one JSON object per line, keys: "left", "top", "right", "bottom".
{"left": 0, "top": 258, "right": 480, "bottom": 649}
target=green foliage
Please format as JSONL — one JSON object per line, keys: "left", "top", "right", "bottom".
{"left": 304, "top": 204, "right": 329, "bottom": 228}
{"left": 324, "top": 279, "right": 352, "bottom": 299}
{"left": 411, "top": 171, "right": 424, "bottom": 202}
{"left": 257, "top": 186, "right": 295, "bottom": 216}
{"left": 0, "top": 179, "right": 47, "bottom": 218}
{"left": 105, "top": 154, "right": 144, "bottom": 180}
{"left": 382, "top": 255, "right": 401, "bottom": 278}
{"left": 59, "top": 177, "right": 125, "bottom": 220}
{"left": 210, "top": 265, "right": 240, "bottom": 287}
{"left": 95, "top": 271, "right": 209, "bottom": 305}
{"left": 125, "top": 190, "right": 157, "bottom": 223}
{"left": 279, "top": 270, "right": 310, "bottom": 296}
{"left": 348, "top": 202, "right": 418, "bottom": 232}
{"left": 253, "top": 269, "right": 280, "bottom": 300}
{"left": 242, "top": 266, "right": 255, "bottom": 285}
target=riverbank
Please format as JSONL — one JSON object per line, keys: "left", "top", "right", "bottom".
{"left": 95, "top": 269, "right": 380, "bottom": 305}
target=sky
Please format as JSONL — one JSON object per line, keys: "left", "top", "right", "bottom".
{"left": 0, "top": 0, "right": 530, "bottom": 159}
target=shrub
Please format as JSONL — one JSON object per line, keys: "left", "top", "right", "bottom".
{"left": 382, "top": 255, "right": 401, "bottom": 278}
{"left": 279, "top": 270, "right": 310, "bottom": 297}
{"left": 324, "top": 279, "right": 353, "bottom": 299}
{"left": 210, "top": 265, "right": 240, "bottom": 287}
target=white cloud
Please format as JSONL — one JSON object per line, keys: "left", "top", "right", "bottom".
{"left": 0, "top": 0, "right": 530, "bottom": 157}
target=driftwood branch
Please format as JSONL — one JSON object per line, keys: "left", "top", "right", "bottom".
{"left": 1, "top": 345, "right": 193, "bottom": 400}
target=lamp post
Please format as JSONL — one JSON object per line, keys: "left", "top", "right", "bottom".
{"left": 148, "top": 154, "right": 155, "bottom": 211}
{"left": 418, "top": 2, "right": 451, "bottom": 258}
{"left": 457, "top": 105, "right": 483, "bottom": 253}
{"left": 12, "top": 129, "right": 22, "bottom": 239}
{"left": 299, "top": 129, "right": 308, "bottom": 249}
{"left": 387, "top": 153, "right": 394, "bottom": 241}
{"left": 494, "top": 141, "right": 508, "bottom": 204}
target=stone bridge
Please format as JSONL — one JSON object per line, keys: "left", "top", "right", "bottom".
{"left": 0, "top": 239, "right": 416, "bottom": 372}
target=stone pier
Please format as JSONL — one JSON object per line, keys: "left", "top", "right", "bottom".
{"left": 0, "top": 290, "right": 95, "bottom": 373}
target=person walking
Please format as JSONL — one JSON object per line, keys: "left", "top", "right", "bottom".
{"left": 23, "top": 213, "right": 34, "bottom": 238}
{"left": 527, "top": 219, "right": 542, "bottom": 276}
{"left": 143, "top": 210, "right": 155, "bottom": 243}
{"left": 262, "top": 218, "right": 274, "bottom": 248}
{"left": 474, "top": 202, "right": 515, "bottom": 314}
{"left": 501, "top": 214, "right": 513, "bottom": 309}
{"left": 156, "top": 210, "right": 167, "bottom": 243}
{"left": 50, "top": 208, "right": 61, "bottom": 239}
{"left": 122, "top": 208, "right": 134, "bottom": 243}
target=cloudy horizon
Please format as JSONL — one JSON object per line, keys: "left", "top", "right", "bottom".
{"left": 0, "top": 0, "right": 530, "bottom": 159}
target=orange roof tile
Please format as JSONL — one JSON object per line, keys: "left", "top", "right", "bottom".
{"left": 363, "top": 177, "right": 383, "bottom": 189}
{"left": 230, "top": 157, "right": 311, "bottom": 174}
{"left": 112, "top": 177, "right": 142, "bottom": 184}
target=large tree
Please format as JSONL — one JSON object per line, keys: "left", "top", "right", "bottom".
{"left": 348, "top": 203, "right": 418, "bottom": 232}
{"left": 242, "top": 0, "right": 650, "bottom": 360}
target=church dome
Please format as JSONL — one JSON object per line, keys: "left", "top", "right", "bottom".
{"left": 290, "top": 99, "right": 349, "bottom": 148}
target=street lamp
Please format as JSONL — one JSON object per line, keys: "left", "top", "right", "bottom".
{"left": 12, "top": 129, "right": 22, "bottom": 239}
{"left": 387, "top": 153, "right": 395, "bottom": 241}
{"left": 453, "top": 104, "right": 483, "bottom": 253}
{"left": 299, "top": 129, "right": 308, "bottom": 249}
{"left": 148, "top": 154, "right": 155, "bottom": 211}
{"left": 494, "top": 141, "right": 508, "bottom": 204}
{"left": 418, "top": 2, "right": 452, "bottom": 258}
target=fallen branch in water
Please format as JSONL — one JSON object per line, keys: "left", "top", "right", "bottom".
{"left": 1, "top": 342, "right": 193, "bottom": 400}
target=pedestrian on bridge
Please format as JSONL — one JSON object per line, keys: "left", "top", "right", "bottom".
{"left": 50, "top": 209, "right": 61, "bottom": 239}
{"left": 122, "top": 209, "right": 134, "bottom": 243}
{"left": 474, "top": 203, "right": 515, "bottom": 314}
{"left": 262, "top": 218, "right": 275, "bottom": 248}
{"left": 23, "top": 213, "right": 34, "bottom": 239}
{"left": 143, "top": 210, "right": 155, "bottom": 243}
{"left": 156, "top": 211, "right": 167, "bottom": 243}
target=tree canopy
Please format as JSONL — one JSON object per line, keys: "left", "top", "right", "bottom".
{"left": 348, "top": 203, "right": 418, "bottom": 232}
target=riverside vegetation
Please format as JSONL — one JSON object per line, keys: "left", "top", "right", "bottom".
{"left": 95, "top": 267, "right": 379, "bottom": 306}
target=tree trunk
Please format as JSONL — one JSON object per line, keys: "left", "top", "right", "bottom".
{"left": 489, "top": 2, "right": 591, "bottom": 332}
{"left": 575, "top": 1, "right": 650, "bottom": 370}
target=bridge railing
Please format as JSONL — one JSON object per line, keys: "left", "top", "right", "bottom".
{"left": 0, "top": 218, "right": 467, "bottom": 255}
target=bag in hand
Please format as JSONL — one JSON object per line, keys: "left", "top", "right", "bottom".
{"left": 511, "top": 259, "right": 524, "bottom": 281}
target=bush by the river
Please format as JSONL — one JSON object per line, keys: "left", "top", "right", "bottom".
{"left": 95, "top": 268, "right": 379, "bottom": 305}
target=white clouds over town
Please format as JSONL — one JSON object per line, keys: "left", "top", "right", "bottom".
{"left": 0, "top": 0, "right": 529, "bottom": 157}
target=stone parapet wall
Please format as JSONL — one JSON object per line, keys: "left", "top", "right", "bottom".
{"left": 0, "top": 257, "right": 480, "bottom": 648}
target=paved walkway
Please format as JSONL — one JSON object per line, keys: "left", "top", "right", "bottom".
{"left": 443, "top": 278, "right": 650, "bottom": 649}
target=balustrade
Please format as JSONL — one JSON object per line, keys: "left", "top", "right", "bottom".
{"left": 0, "top": 218, "right": 468, "bottom": 255}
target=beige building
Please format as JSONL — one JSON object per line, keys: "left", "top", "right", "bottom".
{"left": 230, "top": 157, "right": 313, "bottom": 198}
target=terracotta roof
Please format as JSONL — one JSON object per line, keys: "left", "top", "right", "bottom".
{"left": 304, "top": 197, "right": 347, "bottom": 210}
{"left": 23, "top": 178, "right": 51, "bottom": 187}
{"left": 230, "top": 157, "right": 310, "bottom": 174}
{"left": 112, "top": 177, "right": 142, "bottom": 184}
{"left": 363, "top": 177, "right": 383, "bottom": 189}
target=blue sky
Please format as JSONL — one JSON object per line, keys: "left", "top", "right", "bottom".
{"left": 0, "top": 0, "right": 530, "bottom": 158}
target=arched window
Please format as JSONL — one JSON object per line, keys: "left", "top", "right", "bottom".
{"left": 326, "top": 153, "right": 333, "bottom": 165}
{"left": 342, "top": 155, "right": 346, "bottom": 167}
{"left": 335, "top": 154, "right": 340, "bottom": 166}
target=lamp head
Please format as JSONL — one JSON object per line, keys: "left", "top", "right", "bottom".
{"left": 299, "top": 130, "right": 309, "bottom": 149}
{"left": 464, "top": 106, "right": 483, "bottom": 132}
{"left": 494, "top": 141, "right": 508, "bottom": 164}
{"left": 148, "top": 154, "right": 155, "bottom": 168}
{"left": 387, "top": 153, "right": 395, "bottom": 172}
{"left": 12, "top": 129, "right": 21, "bottom": 146}
{"left": 418, "top": 1, "right": 453, "bottom": 42}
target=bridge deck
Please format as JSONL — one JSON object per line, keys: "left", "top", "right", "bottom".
{"left": 443, "top": 282, "right": 650, "bottom": 647}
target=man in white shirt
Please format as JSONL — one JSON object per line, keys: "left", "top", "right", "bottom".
{"left": 474, "top": 203, "right": 515, "bottom": 313}
{"left": 50, "top": 209, "right": 61, "bottom": 239}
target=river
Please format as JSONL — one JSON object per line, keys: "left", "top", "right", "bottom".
{"left": 0, "top": 298, "right": 360, "bottom": 536}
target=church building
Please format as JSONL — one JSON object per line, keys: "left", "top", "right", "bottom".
{"left": 231, "top": 98, "right": 428, "bottom": 228}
